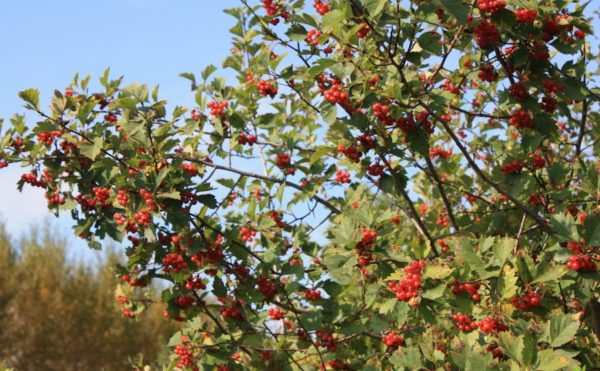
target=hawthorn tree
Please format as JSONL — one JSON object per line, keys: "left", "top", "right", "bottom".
{"left": 1, "top": 0, "right": 599, "bottom": 369}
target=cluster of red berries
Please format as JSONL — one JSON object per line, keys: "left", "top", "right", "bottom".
{"left": 388, "top": 260, "right": 426, "bottom": 303}
{"left": 163, "top": 253, "right": 188, "bottom": 273}
{"left": 221, "top": 302, "right": 242, "bottom": 319}
{"left": 382, "top": 332, "right": 405, "bottom": 350}
{"left": 174, "top": 343, "right": 196, "bottom": 369}
{"left": 500, "top": 160, "right": 524, "bottom": 175}
{"left": 474, "top": 20, "right": 500, "bottom": 48}
{"left": 313, "top": 0, "right": 329, "bottom": 15}
{"left": 542, "top": 79, "right": 564, "bottom": 95}
{"left": 337, "top": 145, "right": 362, "bottom": 163}
{"left": 315, "top": 329, "right": 337, "bottom": 351}
{"left": 181, "top": 163, "right": 199, "bottom": 176}
{"left": 451, "top": 281, "right": 481, "bottom": 302}
{"left": 174, "top": 295, "right": 195, "bottom": 310}
{"left": 478, "top": 64, "right": 498, "bottom": 82}
{"left": 436, "top": 209, "right": 450, "bottom": 227}
{"left": 452, "top": 313, "right": 478, "bottom": 332}
{"left": 360, "top": 228, "right": 377, "bottom": 245}
{"left": 0, "top": 161, "right": 7, "bottom": 169}
{"left": 116, "top": 188, "right": 128, "bottom": 206}
{"left": 509, "top": 82, "right": 529, "bottom": 101}
{"left": 477, "top": 316, "right": 508, "bottom": 334}
{"left": 275, "top": 153, "right": 295, "bottom": 174}
{"left": 21, "top": 173, "right": 47, "bottom": 188}
{"left": 372, "top": 102, "right": 394, "bottom": 125}
{"left": 185, "top": 276, "right": 206, "bottom": 291}
{"left": 237, "top": 132, "right": 257, "bottom": 146}
{"left": 567, "top": 241, "right": 585, "bottom": 254}
{"left": 257, "top": 80, "right": 278, "bottom": 97}
{"left": 269, "top": 210, "right": 285, "bottom": 228}
{"left": 367, "top": 163, "right": 385, "bottom": 176}
{"left": 541, "top": 95, "right": 557, "bottom": 113}
{"left": 477, "top": 0, "right": 505, "bottom": 13}
{"left": 268, "top": 307, "right": 285, "bottom": 320}
{"left": 306, "top": 29, "right": 321, "bottom": 46}
{"left": 208, "top": 101, "right": 228, "bottom": 119}
{"left": 487, "top": 343, "right": 504, "bottom": 359}
{"left": 306, "top": 289, "right": 322, "bottom": 301}
{"left": 429, "top": 147, "right": 452, "bottom": 160}
{"left": 511, "top": 290, "right": 541, "bottom": 310}
{"left": 515, "top": 9, "right": 537, "bottom": 23}
{"left": 239, "top": 227, "right": 256, "bottom": 243}
{"left": 37, "top": 130, "right": 63, "bottom": 145}
{"left": 356, "top": 23, "right": 370, "bottom": 38}
{"left": 508, "top": 109, "right": 533, "bottom": 129}
{"left": 257, "top": 276, "right": 277, "bottom": 300}
{"left": 323, "top": 84, "right": 349, "bottom": 106}
{"left": 139, "top": 188, "right": 158, "bottom": 212}
{"left": 335, "top": 169, "right": 351, "bottom": 183}
{"left": 567, "top": 254, "right": 596, "bottom": 272}
{"left": 134, "top": 208, "right": 152, "bottom": 227}
{"left": 46, "top": 192, "right": 65, "bottom": 205}
{"left": 261, "top": 0, "right": 278, "bottom": 16}
{"left": 92, "top": 186, "right": 111, "bottom": 206}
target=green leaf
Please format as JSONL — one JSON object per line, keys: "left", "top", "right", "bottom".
{"left": 498, "top": 332, "right": 524, "bottom": 363}
{"left": 498, "top": 266, "right": 518, "bottom": 299}
{"left": 536, "top": 349, "right": 573, "bottom": 371}
{"left": 493, "top": 237, "right": 513, "bottom": 266}
{"left": 79, "top": 138, "right": 104, "bottom": 161}
{"left": 379, "top": 298, "right": 397, "bottom": 314}
{"left": 583, "top": 214, "right": 600, "bottom": 245}
{"left": 299, "top": 311, "right": 323, "bottom": 331}
{"left": 533, "top": 265, "right": 568, "bottom": 284}
{"left": 418, "top": 32, "right": 442, "bottom": 55}
{"left": 197, "top": 194, "right": 218, "bottom": 209}
{"left": 439, "top": 0, "right": 469, "bottom": 24}
{"left": 550, "top": 213, "right": 580, "bottom": 242}
{"left": 201, "top": 65, "right": 217, "bottom": 80}
{"left": 362, "top": 0, "right": 387, "bottom": 17}
{"left": 422, "top": 284, "right": 446, "bottom": 300}
{"left": 542, "top": 312, "right": 580, "bottom": 347}
{"left": 18, "top": 88, "right": 40, "bottom": 109}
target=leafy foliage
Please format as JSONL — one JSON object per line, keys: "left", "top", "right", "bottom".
{"left": 1, "top": 0, "right": 599, "bottom": 369}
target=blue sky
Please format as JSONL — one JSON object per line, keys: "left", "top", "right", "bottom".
{"left": 0, "top": 0, "right": 239, "bottom": 257}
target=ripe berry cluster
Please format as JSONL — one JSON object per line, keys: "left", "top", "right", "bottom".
{"left": 477, "top": 0, "right": 506, "bottom": 13}
{"left": 257, "top": 80, "right": 278, "bottom": 97}
{"left": 306, "top": 289, "right": 322, "bottom": 301}
{"left": 487, "top": 343, "right": 504, "bottom": 359}
{"left": 337, "top": 145, "right": 362, "bottom": 163}
{"left": 335, "top": 169, "right": 351, "bottom": 183}
{"left": 508, "top": 109, "right": 533, "bottom": 129}
{"left": 382, "top": 332, "right": 405, "bottom": 350}
{"left": 208, "top": 101, "right": 228, "bottom": 118}
{"left": 360, "top": 228, "right": 377, "bottom": 245}
{"left": 267, "top": 307, "right": 285, "bottom": 320}
{"left": 305, "top": 29, "right": 321, "bottom": 46}
{"left": 0, "top": 161, "right": 7, "bottom": 169}
{"left": 134, "top": 208, "right": 152, "bottom": 227}
{"left": 269, "top": 211, "right": 285, "bottom": 228}
{"left": 220, "top": 302, "right": 242, "bottom": 319}
{"left": 239, "top": 227, "right": 257, "bottom": 243}
{"left": 257, "top": 276, "right": 277, "bottom": 300}
{"left": 567, "top": 254, "right": 596, "bottom": 272}
{"left": 509, "top": 82, "right": 528, "bottom": 101}
{"left": 139, "top": 188, "right": 158, "bottom": 211}
{"left": 388, "top": 260, "right": 426, "bottom": 303}
{"left": 174, "top": 295, "right": 195, "bottom": 310}
{"left": 372, "top": 102, "right": 394, "bottom": 125}
{"left": 356, "top": 23, "right": 370, "bottom": 38}
{"left": 315, "top": 329, "right": 337, "bottom": 351}
{"left": 313, "top": 0, "right": 329, "bottom": 15}
{"left": 510, "top": 290, "right": 541, "bottom": 310}
{"left": 452, "top": 313, "right": 478, "bottom": 332}
{"left": 261, "top": 0, "right": 278, "bottom": 16}
{"left": 477, "top": 316, "right": 508, "bottom": 334}
{"left": 185, "top": 276, "right": 206, "bottom": 290}
{"left": 451, "top": 281, "right": 481, "bottom": 302}
{"left": 515, "top": 9, "right": 537, "bottom": 23}
{"left": 429, "top": 147, "right": 452, "bottom": 160}
{"left": 92, "top": 187, "right": 112, "bottom": 206}
{"left": 478, "top": 64, "right": 498, "bottom": 82}
{"left": 37, "top": 130, "right": 63, "bottom": 145}
{"left": 163, "top": 253, "right": 188, "bottom": 273}
{"left": 174, "top": 343, "right": 196, "bottom": 369}
{"left": 181, "top": 163, "right": 199, "bottom": 176}
{"left": 500, "top": 160, "right": 524, "bottom": 175}
{"left": 436, "top": 209, "right": 450, "bottom": 227}
{"left": 46, "top": 192, "right": 65, "bottom": 205}
{"left": 367, "top": 163, "right": 384, "bottom": 176}
{"left": 275, "top": 153, "right": 295, "bottom": 174}
{"left": 474, "top": 20, "right": 500, "bottom": 48}
{"left": 237, "top": 132, "right": 257, "bottom": 146}
{"left": 116, "top": 188, "right": 128, "bottom": 206}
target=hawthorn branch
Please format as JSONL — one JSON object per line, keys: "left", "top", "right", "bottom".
{"left": 180, "top": 156, "right": 341, "bottom": 214}
{"left": 424, "top": 156, "right": 459, "bottom": 231}
{"left": 419, "top": 101, "right": 554, "bottom": 235}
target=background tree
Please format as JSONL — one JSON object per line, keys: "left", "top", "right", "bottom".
{"left": 0, "top": 222, "right": 176, "bottom": 370}
{"left": 0, "top": 0, "right": 599, "bottom": 370}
